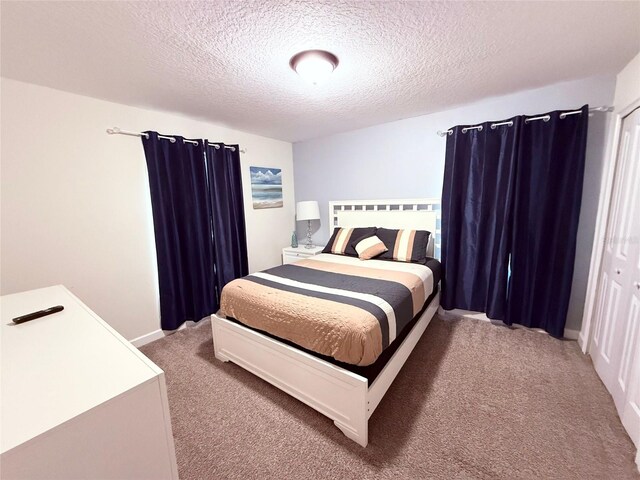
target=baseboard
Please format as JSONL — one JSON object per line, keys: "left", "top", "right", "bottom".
{"left": 563, "top": 328, "right": 580, "bottom": 340}
{"left": 130, "top": 329, "right": 165, "bottom": 348}
{"left": 439, "top": 307, "right": 580, "bottom": 341}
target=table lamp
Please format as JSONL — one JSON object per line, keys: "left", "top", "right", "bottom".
{"left": 296, "top": 201, "right": 320, "bottom": 248}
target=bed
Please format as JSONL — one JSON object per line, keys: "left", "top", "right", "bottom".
{"left": 211, "top": 198, "right": 441, "bottom": 447}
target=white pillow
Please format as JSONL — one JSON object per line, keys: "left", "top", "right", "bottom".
{"left": 354, "top": 235, "right": 388, "bottom": 260}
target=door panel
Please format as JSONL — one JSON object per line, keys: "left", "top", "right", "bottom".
{"left": 593, "top": 272, "right": 608, "bottom": 347}
{"left": 591, "top": 107, "right": 640, "bottom": 450}
{"left": 622, "top": 345, "right": 640, "bottom": 449}
{"left": 602, "top": 281, "right": 622, "bottom": 364}
{"left": 618, "top": 296, "right": 639, "bottom": 392}
{"left": 606, "top": 130, "right": 630, "bottom": 258}
{"left": 615, "top": 128, "right": 640, "bottom": 262}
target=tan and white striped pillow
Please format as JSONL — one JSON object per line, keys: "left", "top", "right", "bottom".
{"left": 354, "top": 235, "right": 388, "bottom": 260}
{"left": 329, "top": 227, "right": 354, "bottom": 254}
{"left": 322, "top": 227, "right": 376, "bottom": 256}
{"left": 376, "top": 228, "right": 431, "bottom": 264}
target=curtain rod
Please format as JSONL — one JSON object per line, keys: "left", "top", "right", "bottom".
{"left": 436, "top": 105, "right": 613, "bottom": 137}
{"left": 106, "top": 127, "right": 246, "bottom": 153}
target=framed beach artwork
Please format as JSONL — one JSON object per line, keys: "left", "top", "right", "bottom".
{"left": 250, "top": 166, "right": 283, "bottom": 209}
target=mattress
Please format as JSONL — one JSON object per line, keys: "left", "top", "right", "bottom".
{"left": 219, "top": 253, "right": 441, "bottom": 366}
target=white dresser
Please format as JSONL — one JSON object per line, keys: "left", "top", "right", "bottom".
{"left": 0, "top": 285, "right": 178, "bottom": 479}
{"left": 282, "top": 245, "right": 323, "bottom": 264}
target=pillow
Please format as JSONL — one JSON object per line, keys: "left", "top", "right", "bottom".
{"left": 354, "top": 235, "right": 388, "bottom": 260}
{"left": 322, "top": 227, "right": 376, "bottom": 256}
{"left": 376, "top": 228, "right": 431, "bottom": 264}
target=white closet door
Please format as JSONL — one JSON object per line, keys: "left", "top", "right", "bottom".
{"left": 591, "top": 106, "right": 640, "bottom": 448}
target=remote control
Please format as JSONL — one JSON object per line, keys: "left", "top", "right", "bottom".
{"left": 12, "top": 305, "right": 64, "bottom": 324}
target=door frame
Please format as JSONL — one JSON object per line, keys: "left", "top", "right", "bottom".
{"left": 580, "top": 96, "right": 640, "bottom": 353}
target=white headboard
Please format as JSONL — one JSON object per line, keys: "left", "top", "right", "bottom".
{"left": 328, "top": 198, "right": 441, "bottom": 258}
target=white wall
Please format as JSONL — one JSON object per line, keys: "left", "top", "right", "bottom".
{"left": 1, "top": 78, "right": 294, "bottom": 341}
{"left": 614, "top": 51, "right": 640, "bottom": 109}
{"left": 293, "top": 75, "right": 617, "bottom": 332}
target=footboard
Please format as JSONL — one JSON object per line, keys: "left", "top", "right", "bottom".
{"left": 211, "top": 315, "right": 369, "bottom": 446}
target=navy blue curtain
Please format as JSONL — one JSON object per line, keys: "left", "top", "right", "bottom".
{"left": 142, "top": 133, "right": 217, "bottom": 330}
{"left": 441, "top": 117, "right": 521, "bottom": 319}
{"left": 506, "top": 106, "right": 589, "bottom": 337}
{"left": 205, "top": 143, "right": 249, "bottom": 302}
{"left": 142, "top": 134, "right": 248, "bottom": 331}
{"left": 441, "top": 105, "right": 589, "bottom": 337}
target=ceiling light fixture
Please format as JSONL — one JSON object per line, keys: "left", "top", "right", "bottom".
{"left": 289, "top": 50, "right": 339, "bottom": 85}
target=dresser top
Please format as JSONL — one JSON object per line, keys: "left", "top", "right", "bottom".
{"left": 0, "top": 285, "right": 161, "bottom": 454}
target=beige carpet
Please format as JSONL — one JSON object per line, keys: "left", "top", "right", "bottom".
{"left": 140, "top": 316, "right": 639, "bottom": 480}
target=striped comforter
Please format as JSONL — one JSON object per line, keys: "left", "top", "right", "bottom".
{"left": 219, "top": 253, "right": 439, "bottom": 366}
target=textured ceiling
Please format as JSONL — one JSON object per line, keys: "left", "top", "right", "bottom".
{"left": 1, "top": 1, "right": 639, "bottom": 142}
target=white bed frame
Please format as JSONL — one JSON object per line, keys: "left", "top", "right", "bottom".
{"left": 211, "top": 198, "right": 441, "bottom": 447}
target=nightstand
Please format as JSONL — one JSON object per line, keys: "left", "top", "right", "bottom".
{"left": 282, "top": 245, "right": 323, "bottom": 265}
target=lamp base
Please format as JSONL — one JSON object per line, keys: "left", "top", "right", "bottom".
{"left": 305, "top": 220, "right": 314, "bottom": 248}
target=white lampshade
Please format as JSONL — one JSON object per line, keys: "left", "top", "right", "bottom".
{"left": 296, "top": 201, "right": 320, "bottom": 221}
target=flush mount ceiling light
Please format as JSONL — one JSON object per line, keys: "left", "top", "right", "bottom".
{"left": 289, "top": 50, "right": 339, "bottom": 85}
